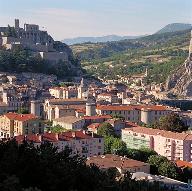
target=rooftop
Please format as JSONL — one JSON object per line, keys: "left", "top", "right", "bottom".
{"left": 53, "top": 116, "right": 84, "bottom": 124}
{"left": 176, "top": 160, "right": 192, "bottom": 169}
{"left": 4, "top": 113, "right": 38, "bottom": 121}
{"left": 122, "top": 126, "right": 192, "bottom": 141}
{"left": 96, "top": 105, "right": 170, "bottom": 111}
{"left": 86, "top": 154, "right": 149, "bottom": 170}
{"left": 15, "top": 131, "right": 103, "bottom": 143}
{"left": 83, "top": 115, "right": 112, "bottom": 120}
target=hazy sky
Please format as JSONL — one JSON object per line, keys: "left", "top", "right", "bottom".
{"left": 0, "top": 0, "right": 191, "bottom": 40}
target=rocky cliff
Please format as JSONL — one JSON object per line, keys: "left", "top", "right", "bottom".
{"left": 166, "top": 31, "right": 192, "bottom": 97}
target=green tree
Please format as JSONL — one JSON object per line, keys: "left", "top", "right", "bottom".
{"left": 50, "top": 125, "right": 68, "bottom": 133}
{"left": 104, "top": 136, "right": 127, "bottom": 155}
{"left": 17, "top": 108, "right": 29, "bottom": 114}
{"left": 157, "top": 113, "right": 188, "bottom": 133}
{"left": 158, "top": 161, "right": 179, "bottom": 179}
{"left": 148, "top": 155, "right": 179, "bottom": 179}
{"left": 0, "top": 139, "right": 171, "bottom": 191}
{"left": 97, "top": 122, "right": 115, "bottom": 137}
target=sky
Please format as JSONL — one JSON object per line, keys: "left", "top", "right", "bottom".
{"left": 0, "top": 0, "right": 191, "bottom": 40}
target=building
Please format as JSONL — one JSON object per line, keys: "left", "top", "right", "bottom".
{"left": 44, "top": 98, "right": 86, "bottom": 120}
{"left": 52, "top": 116, "right": 85, "bottom": 130}
{"left": 122, "top": 125, "right": 192, "bottom": 162}
{"left": 85, "top": 98, "right": 96, "bottom": 116}
{"left": 0, "top": 113, "right": 43, "bottom": 138}
{"left": 15, "top": 130, "right": 104, "bottom": 158}
{"left": 107, "top": 119, "right": 126, "bottom": 135}
{"left": 87, "top": 123, "right": 101, "bottom": 134}
{"left": 97, "top": 93, "right": 119, "bottom": 104}
{"left": 49, "top": 87, "right": 77, "bottom": 99}
{"left": 176, "top": 160, "right": 192, "bottom": 184}
{"left": 78, "top": 78, "right": 88, "bottom": 99}
{"left": 86, "top": 154, "right": 150, "bottom": 175}
{"left": 132, "top": 172, "right": 192, "bottom": 191}
{"left": 96, "top": 105, "right": 171, "bottom": 124}
{"left": 83, "top": 115, "right": 112, "bottom": 126}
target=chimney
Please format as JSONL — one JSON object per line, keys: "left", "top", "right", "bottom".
{"left": 83, "top": 130, "right": 86, "bottom": 134}
{"left": 55, "top": 133, "right": 59, "bottom": 140}
{"left": 91, "top": 132, "right": 94, "bottom": 137}
{"left": 39, "top": 134, "right": 42, "bottom": 142}
{"left": 72, "top": 132, "right": 76, "bottom": 138}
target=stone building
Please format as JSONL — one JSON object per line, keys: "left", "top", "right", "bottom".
{"left": 96, "top": 105, "right": 171, "bottom": 125}
{"left": 0, "top": 113, "right": 43, "bottom": 138}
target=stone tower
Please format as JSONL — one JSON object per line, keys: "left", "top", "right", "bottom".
{"left": 86, "top": 98, "right": 96, "bottom": 116}
{"left": 78, "top": 78, "right": 87, "bottom": 99}
{"left": 31, "top": 100, "right": 41, "bottom": 117}
{"left": 15, "top": 19, "right": 20, "bottom": 31}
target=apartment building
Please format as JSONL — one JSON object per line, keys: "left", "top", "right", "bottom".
{"left": 15, "top": 130, "right": 104, "bottom": 158}
{"left": 96, "top": 105, "right": 171, "bottom": 124}
{"left": 0, "top": 113, "right": 43, "bottom": 138}
{"left": 122, "top": 126, "right": 192, "bottom": 162}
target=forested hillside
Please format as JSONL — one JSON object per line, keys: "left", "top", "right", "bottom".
{"left": 72, "top": 30, "right": 191, "bottom": 83}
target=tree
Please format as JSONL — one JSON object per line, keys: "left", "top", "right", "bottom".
{"left": 112, "top": 114, "right": 125, "bottom": 120}
{"left": 6, "top": 25, "right": 17, "bottom": 37}
{"left": 111, "top": 138, "right": 127, "bottom": 155}
{"left": 148, "top": 155, "right": 179, "bottom": 179}
{"left": 157, "top": 113, "right": 188, "bottom": 133}
{"left": 137, "top": 147, "right": 157, "bottom": 162}
{"left": 104, "top": 136, "right": 127, "bottom": 155}
{"left": 158, "top": 161, "right": 179, "bottom": 179}
{"left": 50, "top": 125, "right": 68, "bottom": 133}
{"left": 0, "top": 139, "right": 170, "bottom": 191}
{"left": 17, "top": 108, "right": 29, "bottom": 114}
{"left": 97, "top": 122, "right": 115, "bottom": 137}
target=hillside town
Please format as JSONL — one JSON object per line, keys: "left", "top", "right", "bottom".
{"left": 0, "top": 18, "right": 192, "bottom": 191}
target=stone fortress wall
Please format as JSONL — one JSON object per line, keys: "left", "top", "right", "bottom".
{"left": 0, "top": 19, "right": 69, "bottom": 63}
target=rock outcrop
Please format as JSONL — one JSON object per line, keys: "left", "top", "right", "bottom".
{"left": 166, "top": 31, "right": 192, "bottom": 97}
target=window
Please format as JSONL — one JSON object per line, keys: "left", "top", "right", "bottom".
{"left": 32, "top": 128, "right": 35, "bottom": 134}
{"left": 39, "top": 128, "right": 42, "bottom": 134}
{"left": 25, "top": 129, "right": 28, "bottom": 135}
{"left": 99, "top": 139, "right": 101, "bottom": 143}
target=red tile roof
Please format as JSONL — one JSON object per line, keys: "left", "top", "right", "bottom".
{"left": 86, "top": 154, "right": 149, "bottom": 170}
{"left": 176, "top": 160, "right": 192, "bottom": 169}
{"left": 59, "top": 131, "right": 102, "bottom": 141}
{"left": 96, "top": 105, "right": 169, "bottom": 111}
{"left": 15, "top": 134, "right": 41, "bottom": 144}
{"left": 15, "top": 131, "right": 103, "bottom": 144}
{"left": 87, "top": 123, "right": 101, "bottom": 129}
{"left": 83, "top": 115, "right": 112, "bottom": 120}
{"left": 5, "top": 113, "right": 38, "bottom": 122}
{"left": 122, "top": 126, "right": 192, "bottom": 140}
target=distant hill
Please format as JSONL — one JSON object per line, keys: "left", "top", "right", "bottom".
{"left": 72, "top": 29, "right": 191, "bottom": 83}
{"left": 155, "top": 23, "right": 192, "bottom": 34}
{"left": 62, "top": 35, "right": 145, "bottom": 45}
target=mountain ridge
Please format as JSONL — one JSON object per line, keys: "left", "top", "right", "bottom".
{"left": 156, "top": 23, "right": 192, "bottom": 34}
{"left": 62, "top": 35, "right": 146, "bottom": 45}
{"left": 63, "top": 23, "right": 191, "bottom": 45}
